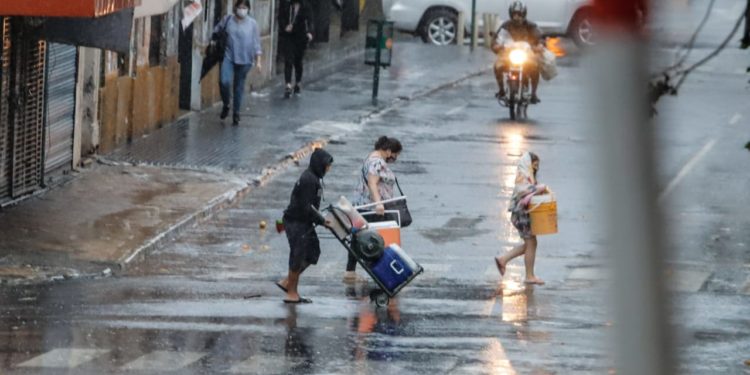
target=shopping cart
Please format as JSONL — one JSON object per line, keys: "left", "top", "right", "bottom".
{"left": 318, "top": 197, "right": 423, "bottom": 307}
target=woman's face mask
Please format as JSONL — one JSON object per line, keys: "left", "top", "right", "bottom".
{"left": 236, "top": 7, "right": 249, "bottom": 18}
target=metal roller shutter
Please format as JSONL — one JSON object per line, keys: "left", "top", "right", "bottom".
{"left": 10, "top": 38, "right": 46, "bottom": 198}
{"left": 44, "top": 43, "right": 76, "bottom": 178}
{"left": 0, "top": 17, "right": 11, "bottom": 201}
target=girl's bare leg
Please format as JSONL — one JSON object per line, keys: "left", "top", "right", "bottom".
{"left": 496, "top": 242, "right": 527, "bottom": 275}
{"left": 523, "top": 236, "right": 544, "bottom": 284}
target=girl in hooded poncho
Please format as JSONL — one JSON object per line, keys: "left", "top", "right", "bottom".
{"left": 495, "top": 151, "right": 548, "bottom": 285}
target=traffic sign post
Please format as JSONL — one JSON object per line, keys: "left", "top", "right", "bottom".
{"left": 365, "top": 20, "right": 394, "bottom": 106}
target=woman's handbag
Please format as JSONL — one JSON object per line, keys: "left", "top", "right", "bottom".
{"left": 361, "top": 169, "right": 413, "bottom": 227}
{"left": 201, "top": 15, "right": 230, "bottom": 80}
{"left": 385, "top": 178, "right": 412, "bottom": 227}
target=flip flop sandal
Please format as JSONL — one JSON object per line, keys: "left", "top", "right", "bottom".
{"left": 275, "top": 282, "right": 288, "bottom": 293}
{"left": 283, "top": 297, "right": 312, "bottom": 304}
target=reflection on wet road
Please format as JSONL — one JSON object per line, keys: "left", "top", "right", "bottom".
{"left": 3, "top": 9, "right": 750, "bottom": 370}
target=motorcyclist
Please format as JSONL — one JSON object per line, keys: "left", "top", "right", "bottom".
{"left": 492, "top": 1, "right": 544, "bottom": 104}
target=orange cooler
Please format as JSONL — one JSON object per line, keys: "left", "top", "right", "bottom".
{"left": 367, "top": 221, "right": 401, "bottom": 247}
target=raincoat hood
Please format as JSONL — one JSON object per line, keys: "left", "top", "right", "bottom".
{"left": 309, "top": 148, "right": 334, "bottom": 178}
{"left": 516, "top": 152, "right": 535, "bottom": 184}
{"left": 509, "top": 152, "right": 538, "bottom": 213}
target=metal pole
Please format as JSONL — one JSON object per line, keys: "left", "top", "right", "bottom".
{"left": 470, "top": 0, "right": 476, "bottom": 51}
{"left": 456, "top": 12, "right": 465, "bottom": 46}
{"left": 589, "top": 5, "right": 674, "bottom": 373}
{"left": 372, "top": 23, "right": 382, "bottom": 106}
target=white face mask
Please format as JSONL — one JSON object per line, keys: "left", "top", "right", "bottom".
{"left": 236, "top": 8, "right": 248, "bottom": 18}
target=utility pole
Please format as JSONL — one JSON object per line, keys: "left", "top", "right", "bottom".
{"left": 470, "top": 0, "right": 476, "bottom": 51}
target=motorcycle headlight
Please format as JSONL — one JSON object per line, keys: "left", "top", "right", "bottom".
{"left": 509, "top": 49, "right": 528, "bottom": 65}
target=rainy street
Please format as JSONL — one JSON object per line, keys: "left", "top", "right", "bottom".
{"left": 1, "top": 0, "right": 750, "bottom": 374}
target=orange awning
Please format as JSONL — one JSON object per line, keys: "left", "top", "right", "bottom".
{"left": 0, "top": 0, "right": 140, "bottom": 18}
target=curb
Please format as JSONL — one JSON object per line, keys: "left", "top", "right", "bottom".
{"left": 115, "top": 62, "right": 491, "bottom": 270}
{"left": 3, "top": 61, "right": 491, "bottom": 285}
{"left": 115, "top": 138, "right": 329, "bottom": 270}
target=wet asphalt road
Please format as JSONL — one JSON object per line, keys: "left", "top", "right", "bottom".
{"left": 2, "top": 3, "right": 750, "bottom": 373}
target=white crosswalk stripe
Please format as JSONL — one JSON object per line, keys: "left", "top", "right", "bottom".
{"left": 666, "top": 269, "right": 711, "bottom": 293}
{"left": 567, "top": 267, "right": 607, "bottom": 281}
{"left": 16, "top": 348, "right": 109, "bottom": 368}
{"left": 121, "top": 351, "right": 207, "bottom": 371}
{"left": 228, "top": 354, "right": 303, "bottom": 374}
{"left": 566, "top": 267, "right": 712, "bottom": 292}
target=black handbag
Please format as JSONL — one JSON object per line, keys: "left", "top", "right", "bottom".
{"left": 385, "top": 178, "right": 412, "bottom": 227}
{"left": 201, "top": 16, "right": 229, "bottom": 80}
{"left": 362, "top": 167, "right": 412, "bottom": 227}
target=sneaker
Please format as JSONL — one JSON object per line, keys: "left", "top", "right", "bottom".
{"left": 220, "top": 106, "right": 230, "bottom": 120}
{"left": 293, "top": 84, "right": 301, "bottom": 95}
{"left": 232, "top": 113, "right": 240, "bottom": 126}
{"left": 530, "top": 94, "right": 541, "bottom": 104}
{"left": 283, "top": 86, "right": 292, "bottom": 99}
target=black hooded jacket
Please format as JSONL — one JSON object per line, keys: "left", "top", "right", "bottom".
{"left": 278, "top": 0, "right": 314, "bottom": 41}
{"left": 283, "top": 148, "right": 334, "bottom": 225}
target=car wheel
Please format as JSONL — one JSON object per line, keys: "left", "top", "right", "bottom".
{"left": 420, "top": 9, "right": 458, "bottom": 46}
{"left": 570, "top": 10, "right": 595, "bottom": 48}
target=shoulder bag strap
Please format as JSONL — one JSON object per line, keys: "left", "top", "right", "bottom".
{"left": 394, "top": 177, "right": 404, "bottom": 196}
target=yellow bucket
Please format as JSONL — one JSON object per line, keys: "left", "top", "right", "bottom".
{"left": 529, "top": 195, "right": 558, "bottom": 235}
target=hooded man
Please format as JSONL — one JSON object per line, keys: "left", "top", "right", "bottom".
{"left": 277, "top": 148, "right": 334, "bottom": 303}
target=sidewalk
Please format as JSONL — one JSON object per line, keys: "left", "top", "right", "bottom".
{"left": 0, "top": 44, "right": 494, "bottom": 285}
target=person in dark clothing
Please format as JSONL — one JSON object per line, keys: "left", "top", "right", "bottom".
{"left": 491, "top": 1, "right": 544, "bottom": 104}
{"left": 278, "top": 0, "right": 314, "bottom": 98}
{"left": 276, "top": 148, "right": 334, "bottom": 303}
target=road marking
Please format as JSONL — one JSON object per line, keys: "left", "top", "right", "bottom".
{"left": 666, "top": 269, "right": 711, "bottom": 292}
{"left": 229, "top": 354, "right": 302, "bottom": 374}
{"left": 729, "top": 113, "right": 742, "bottom": 125}
{"left": 566, "top": 267, "right": 710, "bottom": 292}
{"left": 568, "top": 267, "right": 608, "bottom": 281}
{"left": 296, "top": 120, "right": 363, "bottom": 136}
{"left": 121, "top": 351, "right": 206, "bottom": 371}
{"left": 658, "top": 139, "right": 717, "bottom": 203}
{"left": 451, "top": 339, "right": 516, "bottom": 374}
{"left": 16, "top": 348, "right": 109, "bottom": 368}
{"left": 445, "top": 104, "right": 467, "bottom": 116}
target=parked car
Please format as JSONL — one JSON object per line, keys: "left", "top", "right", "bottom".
{"left": 383, "top": 0, "right": 595, "bottom": 47}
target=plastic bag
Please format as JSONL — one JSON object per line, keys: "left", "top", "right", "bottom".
{"left": 540, "top": 48, "right": 558, "bottom": 81}
{"left": 325, "top": 196, "right": 368, "bottom": 237}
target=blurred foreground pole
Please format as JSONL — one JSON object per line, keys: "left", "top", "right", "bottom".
{"left": 470, "top": 0, "right": 477, "bottom": 51}
{"left": 590, "top": 0, "right": 673, "bottom": 374}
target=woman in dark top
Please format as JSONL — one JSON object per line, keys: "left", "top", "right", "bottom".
{"left": 276, "top": 148, "right": 333, "bottom": 303}
{"left": 278, "top": 0, "right": 314, "bottom": 98}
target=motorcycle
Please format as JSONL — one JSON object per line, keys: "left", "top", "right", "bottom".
{"left": 498, "top": 41, "right": 533, "bottom": 120}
